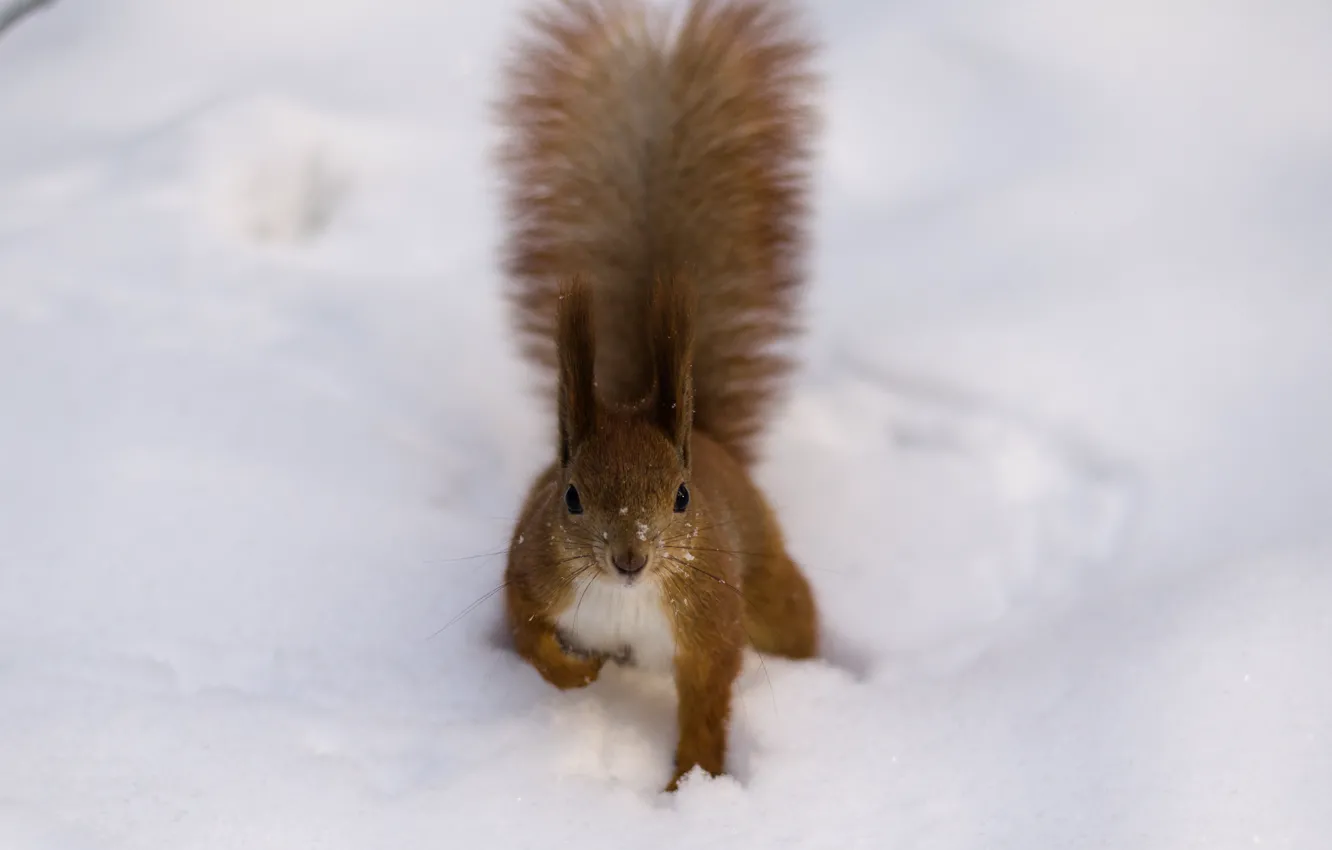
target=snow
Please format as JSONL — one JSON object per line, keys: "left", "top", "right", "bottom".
{"left": 1, "top": 0, "right": 1330, "bottom": 847}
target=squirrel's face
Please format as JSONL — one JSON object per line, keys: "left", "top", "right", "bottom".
{"left": 559, "top": 413, "right": 692, "bottom": 586}
{"left": 550, "top": 273, "right": 696, "bottom": 586}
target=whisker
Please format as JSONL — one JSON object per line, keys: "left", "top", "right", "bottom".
{"left": 557, "top": 562, "right": 595, "bottom": 591}
{"left": 427, "top": 548, "right": 600, "bottom": 640}
{"left": 747, "top": 633, "right": 778, "bottom": 719}
{"left": 540, "top": 564, "right": 592, "bottom": 610}
{"left": 673, "top": 515, "right": 744, "bottom": 533}
{"left": 660, "top": 544, "right": 845, "bottom": 576}
{"left": 659, "top": 516, "right": 744, "bottom": 543}
{"left": 662, "top": 544, "right": 780, "bottom": 560}
{"left": 557, "top": 524, "right": 605, "bottom": 542}
{"left": 550, "top": 552, "right": 599, "bottom": 568}
{"left": 425, "top": 581, "right": 511, "bottom": 640}
{"left": 428, "top": 531, "right": 605, "bottom": 565}
{"left": 569, "top": 568, "right": 597, "bottom": 632}
{"left": 431, "top": 547, "right": 512, "bottom": 564}
{"left": 661, "top": 556, "right": 745, "bottom": 596}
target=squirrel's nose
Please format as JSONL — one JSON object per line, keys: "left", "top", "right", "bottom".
{"left": 611, "top": 549, "right": 648, "bottom": 575}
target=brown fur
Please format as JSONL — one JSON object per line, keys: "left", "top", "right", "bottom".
{"left": 496, "top": 0, "right": 817, "bottom": 466}
{"left": 497, "top": 0, "right": 820, "bottom": 791}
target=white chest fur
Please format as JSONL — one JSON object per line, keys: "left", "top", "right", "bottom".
{"left": 555, "top": 575, "right": 677, "bottom": 672}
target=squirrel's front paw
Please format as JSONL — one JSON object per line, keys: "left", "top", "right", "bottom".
{"left": 538, "top": 651, "right": 603, "bottom": 690}
{"left": 665, "top": 763, "right": 720, "bottom": 793}
{"left": 533, "top": 632, "right": 604, "bottom": 690}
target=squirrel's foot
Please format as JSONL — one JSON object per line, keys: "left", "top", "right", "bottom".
{"left": 665, "top": 763, "right": 721, "bottom": 793}
{"left": 540, "top": 653, "right": 603, "bottom": 690}
{"left": 533, "top": 631, "right": 605, "bottom": 690}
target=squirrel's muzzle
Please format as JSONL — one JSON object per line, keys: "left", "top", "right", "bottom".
{"left": 611, "top": 546, "right": 648, "bottom": 576}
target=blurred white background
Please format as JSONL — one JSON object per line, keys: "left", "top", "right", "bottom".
{"left": 1, "top": 1, "right": 1329, "bottom": 847}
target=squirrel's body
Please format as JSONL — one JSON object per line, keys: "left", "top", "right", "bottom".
{"left": 495, "top": 0, "right": 819, "bottom": 790}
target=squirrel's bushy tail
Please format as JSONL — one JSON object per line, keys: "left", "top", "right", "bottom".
{"left": 496, "top": 0, "right": 817, "bottom": 465}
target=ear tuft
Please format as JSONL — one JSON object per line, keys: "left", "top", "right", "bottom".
{"left": 650, "top": 271, "right": 695, "bottom": 463}
{"left": 557, "top": 276, "right": 597, "bottom": 465}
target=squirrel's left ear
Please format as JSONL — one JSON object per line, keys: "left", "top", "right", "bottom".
{"left": 650, "top": 271, "right": 695, "bottom": 466}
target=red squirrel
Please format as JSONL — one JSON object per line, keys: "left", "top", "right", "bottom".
{"left": 494, "top": 0, "right": 820, "bottom": 791}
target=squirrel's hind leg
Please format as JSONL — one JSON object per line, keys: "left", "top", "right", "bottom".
{"left": 741, "top": 552, "right": 819, "bottom": 660}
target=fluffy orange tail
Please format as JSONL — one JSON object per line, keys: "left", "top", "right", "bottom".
{"left": 496, "top": 0, "right": 818, "bottom": 465}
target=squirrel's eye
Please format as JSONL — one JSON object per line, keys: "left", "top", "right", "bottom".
{"left": 674, "top": 483, "right": 690, "bottom": 513}
{"left": 564, "top": 484, "right": 584, "bottom": 515}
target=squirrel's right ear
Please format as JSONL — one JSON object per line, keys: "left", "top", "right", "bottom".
{"left": 556, "top": 276, "right": 597, "bottom": 466}
{"left": 650, "top": 271, "right": 696, "bottom": 466}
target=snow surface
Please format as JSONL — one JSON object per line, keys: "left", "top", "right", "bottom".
{"left": 1, "top": 1, "right": 1330, "bottom": 847}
